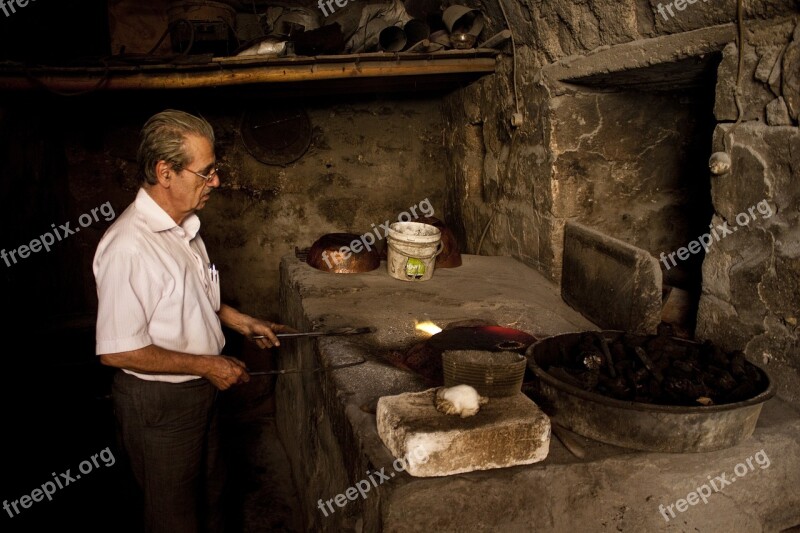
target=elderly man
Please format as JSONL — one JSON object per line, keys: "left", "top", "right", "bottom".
{"left": 94, "top": 109, "right": 288, "bottom": 532}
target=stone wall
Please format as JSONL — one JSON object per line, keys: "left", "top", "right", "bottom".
{"left": 0, "top": 91, "right": 448, "bottom": 325}
{"left": 443, "top": 1, "right": 800, "bottom": 403}
{"left": 445, "top": 0, "right": 796, "bottom": 278}
{"left": 190, "top": 96, "right": 448, "bottom": 321}
{"left": 697, "top": 20, "right": 800, "bottom": 405}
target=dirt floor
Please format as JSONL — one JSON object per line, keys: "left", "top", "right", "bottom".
{"left": 221, "top": 388, "right": 304, "bottom": 533}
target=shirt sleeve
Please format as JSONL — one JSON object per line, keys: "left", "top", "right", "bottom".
{"left": 95, "top": 249, "right": 161, "bottom": 355}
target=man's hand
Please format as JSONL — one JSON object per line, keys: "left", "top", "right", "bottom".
{"left": 202, "top": 355, "right": 250, "bottom": 390}
{"left": 246, "top": 319, "right": 298, "bottom": 350}
{"left": 216, "top": 304, "right": 297, "bottom": 350}
{"left": 98, "top": 346, "right": 251, "bottom": 390}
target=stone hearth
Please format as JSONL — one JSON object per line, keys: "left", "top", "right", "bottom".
{"left": 276, "top": 254, "right": 800, "bottom": 532}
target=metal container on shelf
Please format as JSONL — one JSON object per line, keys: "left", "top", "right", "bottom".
{"left": 306, "top": 233, "right": 381, "bottom": 274}
{"left": 441, "top": 5, "right": 484, "bottom": 37}
{"left": 167, "top": 0, "right": 237, "bottom": 55}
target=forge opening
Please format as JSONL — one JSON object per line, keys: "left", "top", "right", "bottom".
{"left": 557, "top": 52, "right": 723, "bottom": 336}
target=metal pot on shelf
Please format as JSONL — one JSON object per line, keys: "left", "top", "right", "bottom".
{"left": 305, "top": 233, "right": 381, "bottom": 274}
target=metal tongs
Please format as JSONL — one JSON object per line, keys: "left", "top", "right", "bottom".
{"left": 248, "top": 358, "right": 366, "bottom": 375}
{"left": 251, "top": 326, "right": 374, "bottom": 340}
{"left": 248, "top": 326, "right": 373, "bottom": 375}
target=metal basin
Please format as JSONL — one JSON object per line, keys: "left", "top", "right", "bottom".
{"left": 526, "top": 331, "right": 775, "bottom": 453}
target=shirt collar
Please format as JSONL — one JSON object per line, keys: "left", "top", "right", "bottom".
{"left": 135, "top": 188, "right": 201, "bottom": 239}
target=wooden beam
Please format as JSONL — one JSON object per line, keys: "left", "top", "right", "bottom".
{"left": 0, "top": 51, "right": 498, "bottom": 92}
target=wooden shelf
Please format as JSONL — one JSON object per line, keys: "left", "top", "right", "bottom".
{"left": 0, "top": 49, "right": 498, "bottom": 93}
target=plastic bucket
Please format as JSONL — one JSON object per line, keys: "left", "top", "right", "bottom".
{"left": 386, "top": 222, "right": 443, "bottom": 281}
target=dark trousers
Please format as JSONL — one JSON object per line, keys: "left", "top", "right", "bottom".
{"left": 112, "top": 371, "right": 225, "bottom": 533}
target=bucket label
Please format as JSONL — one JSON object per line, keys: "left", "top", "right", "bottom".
{"left": 405, "top": 258, "right": 426, "bottom": 279}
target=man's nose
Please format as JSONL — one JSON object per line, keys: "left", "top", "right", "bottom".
{"left": 209, "top": 171, "right": 221, "bottom": 188}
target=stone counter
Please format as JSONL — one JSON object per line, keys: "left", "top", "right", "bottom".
{"left": 276, "top": 254, "right": 800, "bottom": 532}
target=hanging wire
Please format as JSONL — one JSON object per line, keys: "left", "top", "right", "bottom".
{"left": 147, "top": 18, "right": 194, "bottom": 56}
{"left": 477, "top": 0, "right": 520, "bottom": 255}
{"left": 477, "top": 130, "right": 520, "bottom": 254}
{"left": 496, "top": 0, "right": 520, "bottom": 118}
{"left": 723, "top": 0, "right": 746, "bottom": 153}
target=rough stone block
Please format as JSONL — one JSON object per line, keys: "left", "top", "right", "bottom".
{"left": 561, "top": 221, "right": 662, "bottom": 334}
{"left": 376, "top": 388, "right": 551, "bottom": 477}
{"left": 755, "top": 46, "right": 781, "bottom": 84}
{"left": 715, "top": 42, "right": 773, "bottom": 122}
{"left": 783, "top": 34, "right": 800, "bottom": 120}
{"left": 766, "top": 97, "right": 792, "bottom": 126}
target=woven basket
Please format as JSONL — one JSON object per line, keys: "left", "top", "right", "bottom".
{"left": 442, "top": 349, "right": 526, "bottom": 397}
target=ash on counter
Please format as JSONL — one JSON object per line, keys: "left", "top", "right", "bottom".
{"left": 547, "top": 328, "right": 768, "bottom": 406}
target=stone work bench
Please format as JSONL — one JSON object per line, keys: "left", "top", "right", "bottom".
{"left": 276, "top": 254, "right": 800, "bottom": 532}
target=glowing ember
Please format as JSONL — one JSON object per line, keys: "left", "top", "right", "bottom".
{"left": 415, "top": 320, "right": 443, "bottom": 336}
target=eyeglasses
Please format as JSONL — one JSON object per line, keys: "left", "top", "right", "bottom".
{"left": 179, "top": 165, "right": 219, "bottom": 183}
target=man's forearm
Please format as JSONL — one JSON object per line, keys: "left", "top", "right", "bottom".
{"left": 217, "top": 303, "right": 283, "bottom": 348}
{"left": 217, "top": 303, "right": 251, "bottom": 335}
{"left": 98, "top": 344, "right": 214, "bottom": 376}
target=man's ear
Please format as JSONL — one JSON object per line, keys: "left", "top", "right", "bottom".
{"left": 154, "top": 160, "right": 173, "bottom": 187}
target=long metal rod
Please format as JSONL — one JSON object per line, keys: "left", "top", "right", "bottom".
{"left": 252, "top": 326, "right": 374, "bottom": 340}
{"left": 248, "top": 358, "right": 366, "bottom": 375}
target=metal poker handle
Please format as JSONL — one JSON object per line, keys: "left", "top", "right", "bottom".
{"left": 248, "top": 358, "right": 366, "bottom": 375}
{"left": 251, "top": 331, "right": 325, "bottom": 339}
{"left": 251, "top": 326, "right": 374, "bottom": 340}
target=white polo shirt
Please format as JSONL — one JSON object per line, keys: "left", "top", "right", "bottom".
{"left": 93, "top": 188, "right": 225, "bottom": 383}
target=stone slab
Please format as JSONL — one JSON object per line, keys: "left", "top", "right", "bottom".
{"left": 537, "top": 24, "right": 737, "bottom": 89}
{"left": 561, "top": 221, "right": 662, "bottom": 334}
{"left": 376, "top": 388, "right": 551, "bottom": 477}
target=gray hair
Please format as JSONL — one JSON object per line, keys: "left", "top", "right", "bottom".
{"left": 137, "top": 109, "right": 215, "bottom": 185}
